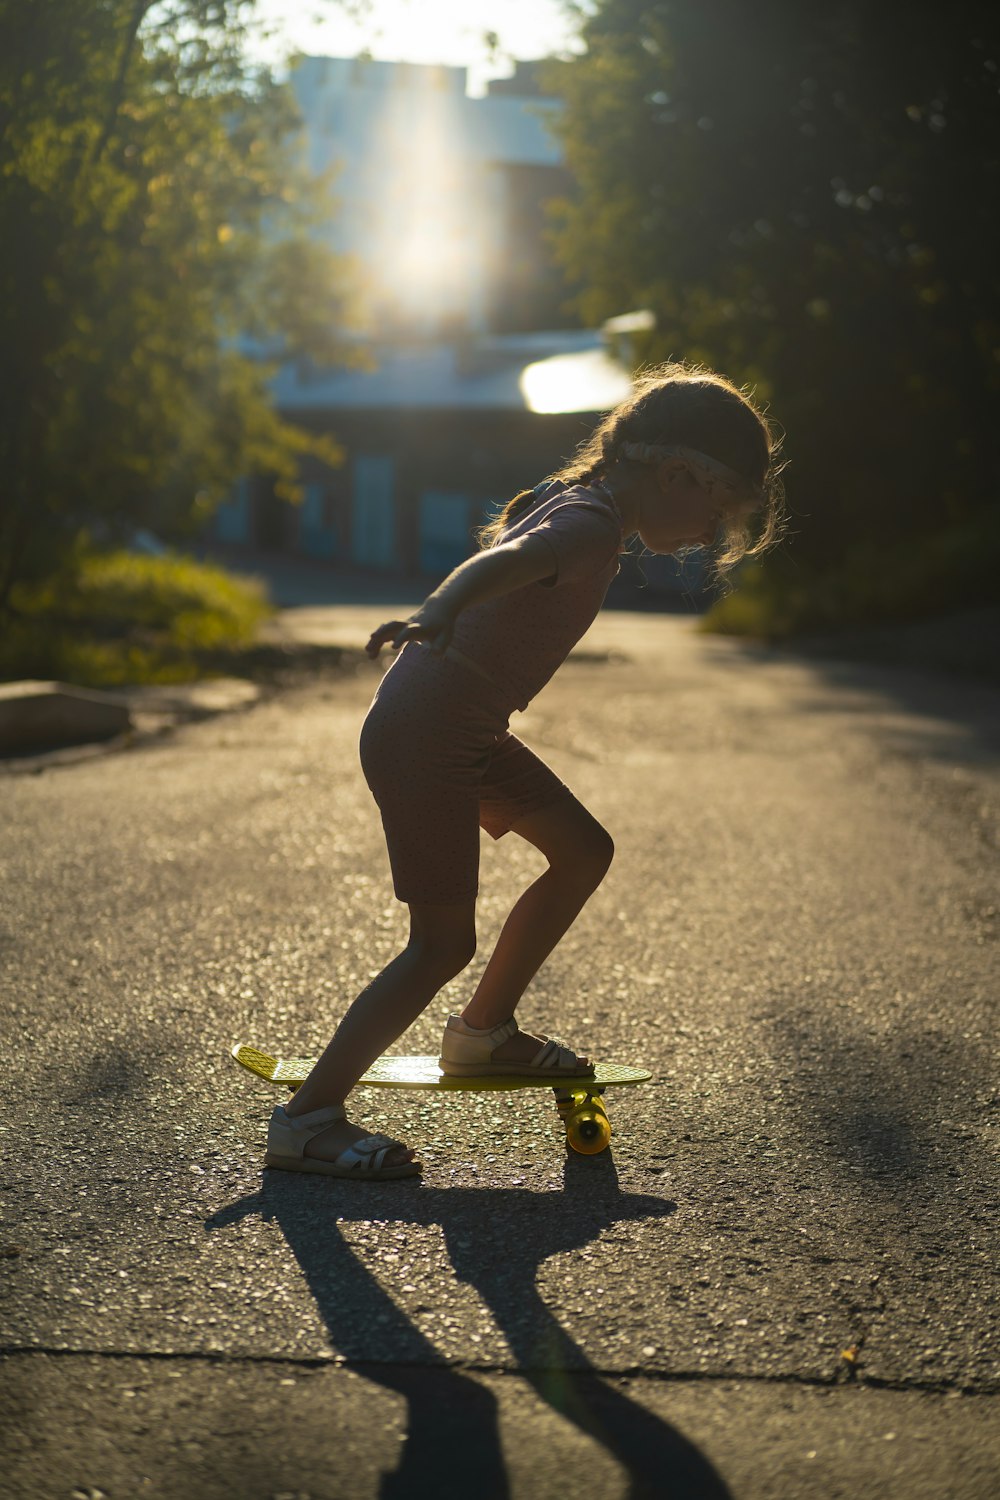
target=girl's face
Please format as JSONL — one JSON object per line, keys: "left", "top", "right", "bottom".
{"left": 637, "top": 464, "right": 732, "bottom": 555}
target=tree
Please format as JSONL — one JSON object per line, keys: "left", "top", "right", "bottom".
{"left": 549, "top": 1, "right": 1000, "bottom": 626}
{"left": 0, "top": 0, "right": 353, "bottom": 614}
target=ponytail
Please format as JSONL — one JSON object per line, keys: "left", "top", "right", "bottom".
{"left": 475, "top": 486, "right": 543, "bottom": 548}
{"left": 476, "top": 462, "right": 608, "bottom": 549}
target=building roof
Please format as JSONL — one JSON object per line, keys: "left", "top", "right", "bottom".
{"left": 271, "top": 330, "right": 634, "bottom": 416}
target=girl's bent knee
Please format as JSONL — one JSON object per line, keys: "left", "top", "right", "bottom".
{"left": 411, "top": 930, "right": 477, "bottom": 980}
{"left": 408, "top": 901, "right": 477, "bottom": 978}
{"left": 562, "top": 826, "right": 614, "bottom": 887}
{"left": 593, "top": 827, "right": 615, "bottom": 873}
{"left": 585, "top": 836, "right": 614, "bottom": 890}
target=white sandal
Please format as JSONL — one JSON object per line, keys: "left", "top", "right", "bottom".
{"left": 439, "top": 1015, "right": 594, "bottom": 1078}
{"left": 265, "top": 1103, "right": 421, "bottom": 1180}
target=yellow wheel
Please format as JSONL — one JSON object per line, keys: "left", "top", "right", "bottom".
{"left": 563, "top": 1094, "right": 612, "bottom": 1155}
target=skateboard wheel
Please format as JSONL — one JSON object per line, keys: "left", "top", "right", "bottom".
{"left": 564, "top": 1097, "right": 612, "bottom": 1155}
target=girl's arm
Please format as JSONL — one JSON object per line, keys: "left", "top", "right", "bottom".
{"left": 365, "top": 535, "right": 556, "bottom": 657}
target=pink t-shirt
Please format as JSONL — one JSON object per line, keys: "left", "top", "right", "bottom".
{"left": 449, "top": 481, "right": 623, "bottom": 712}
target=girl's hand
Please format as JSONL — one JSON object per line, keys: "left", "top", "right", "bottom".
{"left": 365, "top": 539, "right": 555, "bottom": 661}
{"left": 365, "top": 600, "right": 455, "bottom": 659}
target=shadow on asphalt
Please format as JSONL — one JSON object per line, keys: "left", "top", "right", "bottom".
{"left": 763, "top": 1005, "right": 997, "bottom": 1192}
{"left": 722, "top": 639, "right": 1000, "bottom": 771}
{"left": 208, "top": 1153, "right": 730, "bottom": 1500}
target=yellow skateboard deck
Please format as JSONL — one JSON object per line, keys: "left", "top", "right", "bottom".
{"left": 232, "top": 1044, "right": 651, "bottom": 1155}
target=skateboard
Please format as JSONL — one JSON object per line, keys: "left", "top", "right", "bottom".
{"left": 232, "top": 1043, "right": 651, "bottom": 1156}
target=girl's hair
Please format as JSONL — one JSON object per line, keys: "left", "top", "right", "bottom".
{"left": 477, "top": 361, "right": 787, "bottom": 579}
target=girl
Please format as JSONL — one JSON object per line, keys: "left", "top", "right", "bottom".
{"left": 265, "top": 362, "right": 784, "bottom": 1179}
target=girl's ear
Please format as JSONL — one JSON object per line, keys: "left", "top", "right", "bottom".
{"left": 655, "top": 458, "right": 686, "bottom": 491}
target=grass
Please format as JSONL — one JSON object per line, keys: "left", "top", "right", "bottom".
{"left": 0, "top": 549, "right": 273, "bottom": 687}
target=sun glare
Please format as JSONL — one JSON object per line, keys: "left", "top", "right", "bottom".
{"left": 361, "top": 85, "right": 482, "bottom": 326}
{"left": 250, "top": 0, "right": 584, "bottom": 95}
{"left": 256, "top": 4, "right": 590, "bottom": 332}
{"left": 520, "top": 349, "right": 634, "bottom": 414}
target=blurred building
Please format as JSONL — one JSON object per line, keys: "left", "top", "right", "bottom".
{"left": 211, "top": 57, "right": 703, "bottom": 600}
{"left": 291, "top": 54, "right": 574, "bottom": 337}
{"left": 217, "top": 324, "right": 638, "bottom": 573}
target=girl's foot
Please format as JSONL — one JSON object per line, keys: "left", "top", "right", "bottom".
{"left": 271, "top": 1104, "right": 416, "bottom": 1170}
{"left": 280, "top": 1103, "right": 417, "bottom": 1170}
{"left": 488, "top": 1025, "right": 590, "bottom": 1071}
{"left": 441, "top": 1014, "right": 592, "bottom": 1076}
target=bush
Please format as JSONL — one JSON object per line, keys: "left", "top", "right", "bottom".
{"left": 0, "top": 549, "right": 272, "bottom": 686}
{"left": 703, "top": 511, "right": 1000, "bottom": 639}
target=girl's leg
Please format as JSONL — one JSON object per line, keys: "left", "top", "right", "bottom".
{"left": 284, "top": 898, "right": 476, "bottom": 1164}
{"left": 460, "top": 797, "right": 613, "bottom": 1066}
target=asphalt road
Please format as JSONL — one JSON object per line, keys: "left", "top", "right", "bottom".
{"left": 2, "top": 610, "right": 998, "bottom": 1499}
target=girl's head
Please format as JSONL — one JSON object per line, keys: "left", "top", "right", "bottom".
{"left": 558, "top": 361, "right": 785, "bottom": 573}
{"left": 480, "top": 361, "right": 785, "bottom": 576}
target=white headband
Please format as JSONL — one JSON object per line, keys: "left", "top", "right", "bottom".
{"left": 620, "top": 442, "right": 761, "bottom": 500}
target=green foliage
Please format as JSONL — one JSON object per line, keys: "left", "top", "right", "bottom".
{"left": 705, "top": 510, "right": 1000, "bottom": 638}
{"left": 0, "top": 547, "right": 271, "bottom": 685}
{"left": 549, "top": 2, "right": 1000, "bottom": 630}
{"left": 0, "top": 1, "right": 351, "bottom": 611}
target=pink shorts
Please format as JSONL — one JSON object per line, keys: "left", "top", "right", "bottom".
{"left": 359, "top": 644, "right": 572, "bottom": 904}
